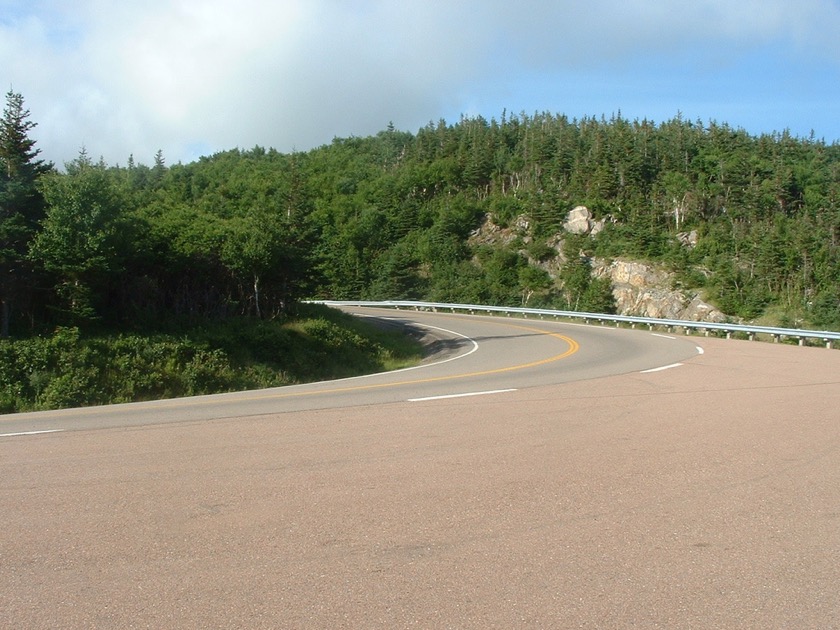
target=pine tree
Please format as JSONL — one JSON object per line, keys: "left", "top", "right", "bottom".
{"left": 0, "top": 89, "right": 52, "bottom": 337}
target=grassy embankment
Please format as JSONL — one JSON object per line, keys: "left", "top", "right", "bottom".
{"left": 0, "top": 304, "right": 423, "bottom": 413}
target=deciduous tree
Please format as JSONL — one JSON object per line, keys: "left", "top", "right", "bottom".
{"left": 30, "top": 153, "right": 124, "bottom": 320}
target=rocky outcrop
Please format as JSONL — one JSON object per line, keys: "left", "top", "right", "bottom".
{"left": 470, "top": 210, "right": 728, "bottom": 323}
{"left": 681, "top": 296, "right": 724, "bottom": 321}
{"left": 592, "top": 259, "right": 726, "bottom": 322}
{"left": 469, "top": 214, "right": 531, "bottom": 246}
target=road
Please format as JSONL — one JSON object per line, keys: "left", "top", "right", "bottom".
{"left": 0, "top": 308, "right": 701, "bottom": 434}
{"left": 2, "top": 308, "right": 839, "bottom": 628}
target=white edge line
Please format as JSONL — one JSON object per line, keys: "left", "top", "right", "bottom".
{"left": 0, "top": 320, "right": 483, "bottom": 421}
{"left": 651, "top": 333, "right": 677, "bottom": 339}
{"left": 0, "top": 429, "right": 64, "bottom": 437}
{"left": 696, "top": 346, "right": 705, "bottom": 355}
{"left": 408, "top": 389, "right": 517, "bottom": 402}
{"left": 349, "top": 320, "right": 480, "bottom": 378}
{"left": 640, "top": 363, "right": 683, "bottom": 373}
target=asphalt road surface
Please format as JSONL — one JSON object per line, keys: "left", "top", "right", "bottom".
{"left": 2, "top": 308, "right": 839, "bottom": 628}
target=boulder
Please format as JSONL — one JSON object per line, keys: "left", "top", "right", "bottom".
{"left": 677, "top": 230, "right": 699, "bottom": 248}
{"left": 563, "top": 206, "right": 594, "bottom": 235}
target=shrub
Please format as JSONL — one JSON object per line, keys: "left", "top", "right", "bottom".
{"left": 0, "top": 308, "right": 422, "bottom": 412}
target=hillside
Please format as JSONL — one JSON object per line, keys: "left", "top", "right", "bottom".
{"left": 4, "top": 95, "right": 840, "bottom": 337}
{"left": 469, "top": 207, "right": 726, "bottom": 322}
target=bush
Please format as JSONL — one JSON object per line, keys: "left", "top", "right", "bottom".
{"left": 0, "top": 307, "right": 423, "bottom": 413}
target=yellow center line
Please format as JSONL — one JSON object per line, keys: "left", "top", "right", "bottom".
{"left": 236, "top": 321, "right": 580, "bottom": 401}
{"left": 6, "top": 320, "right": 580, "bottom": 419}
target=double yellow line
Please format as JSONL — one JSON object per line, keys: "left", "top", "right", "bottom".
{"left": 6, "top": 320, "right": 580, "bottom": 421}
{"left": 259, "top": 320, "right": 580, "bottom": 400}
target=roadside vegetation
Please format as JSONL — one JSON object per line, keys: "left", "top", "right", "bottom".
{"left": 0, "top": 304, "right": 422, "bottom": 413}
{"left": 2, "top": 89, "right": 838, "bottom": 410}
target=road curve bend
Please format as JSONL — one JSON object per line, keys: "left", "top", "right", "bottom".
{"left": 0, "top": 307, "right": 700, "bottom": 433}
{"left": 2, "top": 309, "right": 839, "bottom": 629}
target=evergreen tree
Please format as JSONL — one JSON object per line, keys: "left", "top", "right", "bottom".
{"left": 30, "top": 152, "right": 124, "bottom": 321}
{"left": 0, "top": 90, "right": 52, "bottom": 337}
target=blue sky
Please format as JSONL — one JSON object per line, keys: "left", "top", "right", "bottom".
{"left": 2, "top": 0, "right": 839, "bottom": 167}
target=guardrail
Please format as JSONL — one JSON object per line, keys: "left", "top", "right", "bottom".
{"left": 313, "top": 300, "right": 840, "bottom": 349}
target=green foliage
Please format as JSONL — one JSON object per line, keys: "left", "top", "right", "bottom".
{"left": 5, "top": 91, "right": 840, "bottom": 410}
{"left": 489, "top": 196, "right": 524, "bottom": 227}
{"left": 519, "top": 265, "right": 553, "bottom": 306}
{"left": 810, "top": 289, "right": 840, "bottom": 329}
{"left": 297, "top": 112, "right": 838, "bottom": 323}
{"left": 0, "top": 90, "right": 52, "bottom": 337}
{"left": 16, "top": 106, "right": 840, "bottom": 333}
{"left": 0, "top": 306, "right": 423, "bottom": 412}
{"left": 30, "top": 153, "right": 128, "bottom": 320}
{"left": 556, "top": 236, "right": 617, "bottom": 313}
{"left": 526, "top": 239, "right": 557, "bottom": 262}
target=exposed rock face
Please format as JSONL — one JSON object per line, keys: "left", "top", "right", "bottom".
{"left": 681, "top": 295, "right": 726, "bottom": 322}
{"left": 470, "top": 213, "right": 530, "bottom": 246}
{"left": 597, "top": 259, "right": 668, "bottom": 288}
{"left": 592, "top": 259, "right": 726, "bottom": 323}
{"left": 471, "top": 211, "right": 728, "bottom": 324}
{"left": 563, "top": 206, "right": 605, "bottom": 236}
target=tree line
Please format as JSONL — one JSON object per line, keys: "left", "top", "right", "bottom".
{"left": 2, "top": 92, "right": 839, "bottom": 340}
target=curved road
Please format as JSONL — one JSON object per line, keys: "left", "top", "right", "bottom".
{"left": 2, "top": 308, "right": 839, "bottom": 628}
{"left": 0, "top": 307, "right": 700, "bottom": 434}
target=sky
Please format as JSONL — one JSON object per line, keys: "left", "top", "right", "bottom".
{"left": 2, "top": 0, "right": 840, "bottom": 168}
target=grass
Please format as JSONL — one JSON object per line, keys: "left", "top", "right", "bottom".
{"left": 0, "top": 304, "right": 424, "bottom": 413}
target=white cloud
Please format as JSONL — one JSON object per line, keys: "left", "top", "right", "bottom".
{"left": 2, "top": 0, "right": 839, "bottom": 166}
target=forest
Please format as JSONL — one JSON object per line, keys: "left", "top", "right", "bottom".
{"left": 2, "top": 91, "right": 839, "bottom": 409}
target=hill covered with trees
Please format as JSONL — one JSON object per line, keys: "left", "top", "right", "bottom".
{"left": 2, "top": 90, "right": 839, "bottom": 408}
